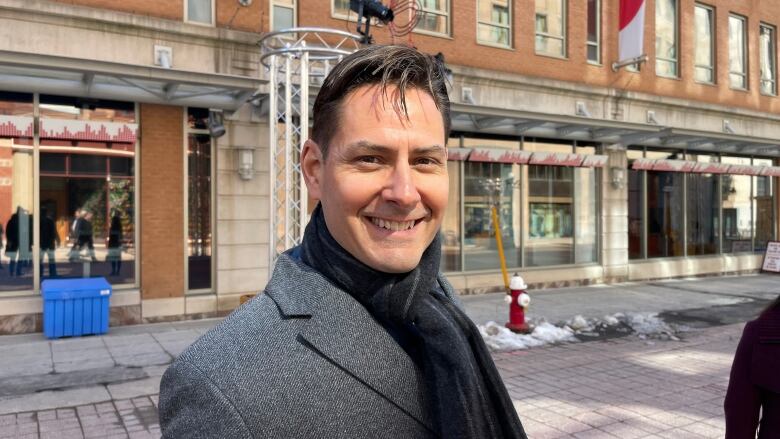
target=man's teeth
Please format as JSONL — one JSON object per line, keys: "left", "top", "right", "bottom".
{"left": 370, "top": 217, "right": 415, "bottom": 231}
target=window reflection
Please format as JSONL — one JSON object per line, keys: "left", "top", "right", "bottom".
{"left": 753, "top": 158, "right": 774, "bottom": 251}
{"left": 646, "top": 171, "right": 684, "bottom": 257}
{"left": 525, "top": 165, "right": 574, "bottom": 266}
{"left": 721, "top": 157, "right": 752, "bottom": 252}
{"left": 686, "top": 173, "right": 719, "bottom": 255}
{"left": 535, "top": 0, "right": 566, "bottom": 57}
{"left": 463, "top": 161, "right": 520, "bottom": 270}
{"left": 729, "top": 15, "right": 748, "bottom": 89}
{"left": 38, "top": 96, "right": 136, "bottom": 285}
{"left": 655, "top": 0, "right": 678, "bottom": 77}
{"left": 694, "top": 5, "right": 714, "bottom": 83}
{"left": 0, "top": 92, "right": 34, "bottom": 291}
{"left": 187, "top": 133, "right": 212, "bottom": 290}
{"left": 440, "top": 161, "right": 461, "bottom": 271}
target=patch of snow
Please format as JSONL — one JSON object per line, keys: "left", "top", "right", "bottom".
{"left": 479, "top": 311, "right": 688, "bottom": 352}
{"left": 566, "top": 315, "right": 592, "bottom": 332}
{"left": 706, "top": 297, "right": 753, "bottom": 306}
{"left": 478, "top": 321, "right": 576, "bottom": 352}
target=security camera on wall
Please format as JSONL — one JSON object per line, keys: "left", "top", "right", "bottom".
{"left": 238, "top": 0, "right": 252, "bottom": 6}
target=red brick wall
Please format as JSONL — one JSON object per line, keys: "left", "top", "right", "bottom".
{"left": 139, "top": 104, "right": 184, "bottom": 300}
{"left": 50, "top": 0, "right": 265, "bottom": 32}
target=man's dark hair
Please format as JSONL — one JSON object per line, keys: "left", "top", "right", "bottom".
{"left": 312, "top": 45, "right": 451, "bottom": 157}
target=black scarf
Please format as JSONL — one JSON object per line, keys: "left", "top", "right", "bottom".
{"left": 300, "top": 205, "right": 527, "bottom": 439}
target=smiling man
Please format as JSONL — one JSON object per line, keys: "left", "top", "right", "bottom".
{"left": 159, "top": 45, "right": 526, "bottom": 439}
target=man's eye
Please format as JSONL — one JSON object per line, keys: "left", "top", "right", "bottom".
{"left": 414, "top": 157, "right": 441, "bottom": 166}
{"left": 357, "top": 156, "right": 381, "bottom": 165}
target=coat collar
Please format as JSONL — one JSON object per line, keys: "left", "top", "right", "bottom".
{"left": 265, "top": 253, "right": 436, "bottom": 433}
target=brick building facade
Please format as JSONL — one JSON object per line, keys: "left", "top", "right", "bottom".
{"left": 0, "top": 0, "right": 777, "bottom": 334}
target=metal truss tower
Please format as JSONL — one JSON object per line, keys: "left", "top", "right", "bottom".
{"left": 260, "top": 28, "right": 361, "bottom": 270}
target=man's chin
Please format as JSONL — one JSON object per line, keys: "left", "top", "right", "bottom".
{"left": 361, "top": 252, "right": 423, "bottom": 274}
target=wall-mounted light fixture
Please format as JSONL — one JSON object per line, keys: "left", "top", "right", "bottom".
{"left": 237, "top": 146, "right": 255, "bottom": 180}
{"left": 610, "top": 166, "right": 625, "bottom": 189}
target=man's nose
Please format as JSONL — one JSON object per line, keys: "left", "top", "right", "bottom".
{"left": 382, "top": 164, "right": 421, "bottom": 207}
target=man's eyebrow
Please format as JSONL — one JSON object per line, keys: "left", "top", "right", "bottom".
{"left": 412, "top": 145, "right": 447, "bottom": 156}
{"left": 343, "top": 141, "right": 446, "bottom": 156}
{"left": 343, "top": 140, "right": 393, "bottom": 154}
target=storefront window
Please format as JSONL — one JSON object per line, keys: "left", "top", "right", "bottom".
{"left": 463, "top": 161, "right": 519, "bottom": 271}
{"left": 721, "top": 156, "right": 752, "bottom": 252}
{"left": 187, "top": 109, "right": 213, "bottom": 291}
{"left": 627, "top": 149, "right": 644, "bottom": 259}
{"left": 646, "top": 170, "right": 684, "bottom": 258}
{"left": 441, "top": 160, "right": 461, "bottom": 271}
{"left": 686, "top": 173, "right": 719, "bottom": 256}
{"left": 574, "top": 167, "right": 598, "bottom": 263}
{"left": 525, "top": 164, "right": 574, "bottom": 266}
{"left": 38, "top": 95, "right": 136, "bottom": 285}
{"left": 753, "top": 158, "right": 774, "bottom": 251}
{"left": 0, "top": 92, "right": 34, "bottom": 292}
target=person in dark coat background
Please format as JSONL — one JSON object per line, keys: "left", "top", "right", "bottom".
{"left": 107, "top": 213, "right": 123, "bottom": 276}
{"left": 724, "top": 295, "right": 780, "bottom": 438}
{"left": 39, "top": 207, "right": 58, "bottom": 278}
{"left": 5, "top": 206, "right": 30, "bottom": 277}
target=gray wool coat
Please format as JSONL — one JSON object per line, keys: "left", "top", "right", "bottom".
{"left": 158, "top": 252, "right": 461, "bottom": 438}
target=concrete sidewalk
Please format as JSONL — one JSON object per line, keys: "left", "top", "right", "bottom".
{"left": 0, "top": 273, "right": 777, "bottom": 438}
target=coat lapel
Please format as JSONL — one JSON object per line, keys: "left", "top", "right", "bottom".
{"left": 265, "top": 254, "right": 435, "bottom": 433}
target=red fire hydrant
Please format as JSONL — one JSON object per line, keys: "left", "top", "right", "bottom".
{"left": 505, "top": 272, "right": 531, "bottom": 333}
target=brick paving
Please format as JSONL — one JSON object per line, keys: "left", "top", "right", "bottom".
{"left": 0, "top": 322, "right": 741, "bottom": 438}
{"left": 498, "top": 323, "right": 738, "bottom": 438}
{"left": 0, "top": 396, "right": 160, "bottom": 439}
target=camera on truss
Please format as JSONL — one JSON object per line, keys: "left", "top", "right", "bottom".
{"left": 349, "top": 0, "right": 395, "bottom": 44}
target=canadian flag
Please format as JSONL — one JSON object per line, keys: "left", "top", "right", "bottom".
{"left": 619, "top": 0, "right": 646, "bottom": 61}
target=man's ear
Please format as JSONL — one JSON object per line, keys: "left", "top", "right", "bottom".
{"left": 301, "top": 139, "right": 323, "bottom": 200}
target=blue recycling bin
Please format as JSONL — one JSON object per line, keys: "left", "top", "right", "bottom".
{"left": 42, "top": 277, "right": 112, "bottom": 339}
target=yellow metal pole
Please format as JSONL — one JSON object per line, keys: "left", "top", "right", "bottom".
{"left": 491, "top": 205, "right": 510, "bottom": 290}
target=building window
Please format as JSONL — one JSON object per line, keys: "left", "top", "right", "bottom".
{"left": 271, "top": 0, "right": 296, "bottom": 31}
{"left": 441, "top": 157, "right": 461, "bottom": 271}
{"left": 694, "top": 4, "right": 715, "bottom": 84}
{"left": 760, "top": 23, "right": 777, "bottom": 95}
{"left": 186, "top": 109, "right": 213, "bottom": 291}
{"left": 535, "top": 0, "right": 566, "bottom": 57}
{"left": 722, "top": 156, "right": 752, "bottom": 252}
{"left": 627, "top": 151, "right": 776, "bottom": 260}
{"left": 646, "top": 171, "right": 685, "bottom": 257}
{"left": 445, "top": 136, "right": 599, "bottom": 272}
{"left": 586, "top": 0, "right": 600, "bottom": 63}
{"left": 655, "top": 0, "right": 678, "bottom": 77}
{"left": 627, "top": 150, "right": 644, "bottom": 259}
{"left": 729, "top": 14, "right": 748, "bottom": 89}
{"left": 686, "top": 156, "right": 719, "bottom": 255}
{"left": 461, "top": 138, "right": 521, "bottom": 271}
{"left": 38, "top": 95, "right": 137, "bottom": 286}
{"left": 417, "top": 0, "right": 450, "bottom": 35}
{"left": 186, "top": 0, "right": 214, "bottom": 25}
{"left": 0, "top": 92, "right": 34, "bottom": 292}
{"left": 463, "top": 161, "right": 520, "bottom": 270}
{"left": 754, "top": 158, "right": 775, "bottom": 251}
{"left": 333, "top": 0, "right": 349, "bottom": 16}
{"left": 477, "top": 0, "right": 512, "bottom": 47}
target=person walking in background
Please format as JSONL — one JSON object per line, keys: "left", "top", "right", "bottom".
{"left": 5, "top": 207, "right": 19, "bottom": 277}
{"left": 68, "top": 208, "right": 84, "bottom": 262}
{"left": 107, "top": 213, "right": 122, "bottom": 276}
{"left": 79, "top": 211, "right": 97, "bottom": 263}
{"left": 724, "top": 295, "right": 780, "bottom": 438}
{"left": 39, "top": 207, "right": 58, "bottom": 278}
